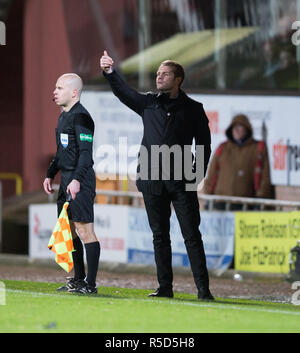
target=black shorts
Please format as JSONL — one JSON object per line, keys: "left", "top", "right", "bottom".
{"left": 57, "top": 169, "right": 96, "bottom": 223}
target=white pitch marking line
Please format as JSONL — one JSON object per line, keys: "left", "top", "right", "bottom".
{"left": 6, "top": 289, "right": 300, "bottom": 317}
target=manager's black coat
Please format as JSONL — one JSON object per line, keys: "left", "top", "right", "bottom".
{"left": 104, "top": 70, "right": 211, "bottom": 195}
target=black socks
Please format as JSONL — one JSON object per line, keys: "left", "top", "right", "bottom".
{"left": 73, "top": 238, "right": 100, "bottom": 288}
{"left": 84, "top": 241, "right": 101, "bottom": 287}
{"left": 72, "top": 237, "right": 86, "bottom": 281}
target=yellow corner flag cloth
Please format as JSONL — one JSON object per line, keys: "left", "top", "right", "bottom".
{"left": 48, "top": 202, "right": 74, "bottom": 273}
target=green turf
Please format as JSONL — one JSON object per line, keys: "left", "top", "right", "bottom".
{"left": 1, "top": 280, "right": 300, "bottom": 333}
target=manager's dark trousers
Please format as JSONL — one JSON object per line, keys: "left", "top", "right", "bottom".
{"left": 143, "top": 183, "right": 209, "bottom": 293}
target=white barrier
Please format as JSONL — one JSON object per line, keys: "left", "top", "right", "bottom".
{"left": 29, "top": 204, "right": 234, "bottom": 271}
{"left": 29, "top": 204, "right": 129, "bottom": 263}
{"left": 127, "top": 207, "right": 234, "bottom": 271}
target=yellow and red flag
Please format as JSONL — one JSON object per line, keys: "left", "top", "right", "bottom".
{"left": 48, "top": 201, "right": 74, "bottom": 273}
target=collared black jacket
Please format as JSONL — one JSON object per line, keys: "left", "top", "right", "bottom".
{"left": 46, "top": 102, "right": 95, "bottom": 183}
{"left": 104, "top": 70, "right": 211, "bottom": 195}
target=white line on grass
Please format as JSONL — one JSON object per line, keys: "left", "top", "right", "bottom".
{"left": 6, "top": 289, "right": 300, "bottom": 317}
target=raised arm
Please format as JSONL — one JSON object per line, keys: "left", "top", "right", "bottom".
{"left": 100, "top": 50, "right": 150, "bottom": 116}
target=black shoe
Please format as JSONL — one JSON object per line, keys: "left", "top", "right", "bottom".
{"left": 198, "top": 289, "right": 214, "bottom": 301}
{"left": 70, "top": 285, "right": 98, "bottom": 295}
{"left": 68, "top": 280, "right": 97, "bottom": 295}
{"left": 148, "top": 288, "right": 174, "bottom": 298}
{"left": 56, "top": 277, "right": 80, "bottom": 292}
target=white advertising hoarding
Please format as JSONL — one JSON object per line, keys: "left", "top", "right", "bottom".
{"left": 29, "top": 204, "right": 128, "bottom": 263}
{"left": 29, "top": 204, "right": 234, "bottom": 271}
{"left": 82, "top": 91, "right": 300, "bottom": 187}
{"left": 196, "top": 94, "right": 300, "bottom": 187}
{"left": 127, "top": 208, "right": 234, "bottom": 271}
{"left": 29, "top": 204, "right": 57, "bottom": 259}
{"left": 94, "top": 204, "right": 128, "bottom": 263}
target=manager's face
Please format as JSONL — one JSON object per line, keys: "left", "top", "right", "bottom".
{"left": 156, "top": 65, "right": 179, "bottom": 92}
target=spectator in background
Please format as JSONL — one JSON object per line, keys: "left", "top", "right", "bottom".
{"left": 263, "top": 40, "right": 280, "bottom": 79}
{"left": 273, "top": 46, "right": 298, "bottom": 89}
{"left": 203, "top": 114, "right": 273, "bottom": 210}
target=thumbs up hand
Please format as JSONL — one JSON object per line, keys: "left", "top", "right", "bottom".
{"left": 100, "top": 50, "right": 114, "bottom": 73}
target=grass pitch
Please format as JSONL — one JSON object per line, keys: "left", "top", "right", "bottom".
{"left": 1, "top": 280, "right": 300, "bottom": 333}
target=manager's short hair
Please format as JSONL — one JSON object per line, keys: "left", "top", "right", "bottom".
{"left": 160, "top": 60, "right": 185, "bottom": 87}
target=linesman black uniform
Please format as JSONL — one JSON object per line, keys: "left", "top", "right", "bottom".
{"left": 46, "top": 102, "right": 96, "bottom": 222}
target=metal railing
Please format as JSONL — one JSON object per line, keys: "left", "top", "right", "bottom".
{"left": 201, "top": 194, "right": 300, "bottom": 211}
{"left": 49, "top": 184, "right": 300, "bottom": 211}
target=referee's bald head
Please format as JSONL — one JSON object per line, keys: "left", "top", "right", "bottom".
{"left": 58, "top": 73, "right": 83, "bottom": 98}
{"left": 54, "top": 73, "right": 83, "bottom": 111}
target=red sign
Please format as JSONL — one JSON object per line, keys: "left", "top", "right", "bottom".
{"left": 273, "top": 139, "right": 287, "bottom": 171}
{"left": 206, "top": 111, "right": 219, "bottom": 134}
{"left": 100, "top": 237, "right": 125, "bottom": 251}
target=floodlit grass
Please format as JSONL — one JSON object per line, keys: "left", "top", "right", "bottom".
{"left": 1, "top": 280, "right": 300, "bottom": 333}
